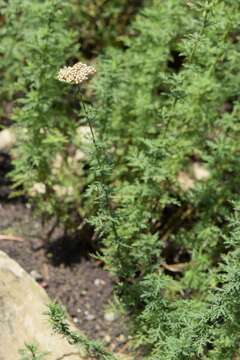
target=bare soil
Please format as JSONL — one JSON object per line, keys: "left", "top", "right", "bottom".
{"left": 0, "top": 153, "right": 128, "bottom": 354}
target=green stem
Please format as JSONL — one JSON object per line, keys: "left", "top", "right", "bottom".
{"left": 80, "top": 95, "right": 124, "bottom": 271}
{"left": 189, "top": 0, "right": 211, "bottom": 62}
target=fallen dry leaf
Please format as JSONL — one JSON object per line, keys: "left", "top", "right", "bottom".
{"left": 161, "top": 262, "right": 188, "bottom": 273}
{"left": 0, "top": 235, "right": 24, "bottom": 242}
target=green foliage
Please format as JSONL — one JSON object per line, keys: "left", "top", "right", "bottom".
{"left": 134, "top": 203, "right": 240, "bottom": 360}
{"left": 0, "top": 0, "right": 144, "bottom": 100}
{"left": 70, "top": 0, "right": 146, "bottom": 57}
{"left": 0, "top": 0, "right": 75, "bottom": 98}
{"left": 19, "top": 344, "right": 48, "bottom": 360}
{"left": 47, "top": 302, "right": 118, "bottom": 360}
{"left": 0, "top": 0, "right": 88, "bottom": 224}
{"left": 0, "top": 0, "right": 145, "bottom": 228}
{"left": 2, "top": 0, "right": 240, "bottom": 358}
{"left": 87, "top": 0, "right": 240, "bottom": 358}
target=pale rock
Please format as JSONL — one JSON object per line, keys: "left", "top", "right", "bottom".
{"left": 177, "top": 171, "right": 194, "bottom": 191}
{"left": 177, "top": 162, "right": 210, "bottom": 192}
{"left": 104, "top": 335, "right": 111, "bottom": 345}
{"left": 75, "top": 149, "right": 86, "bottom": 161}
{"left": 53, "top": 184, "right": 67, "bottom": 198}
{"left": 76, "top": 126, "right": 91, "bottom": 144}
{"left": 52, "top": 153, "right": 63, "bottom": 175}
{"left": 29, "top": 182, "right": 46, "bottom": 197}
{"left": 0, "top": 251, "right": 85, "bottom": 360}
{"left": 117, "top": 334, "right": 126, "bottom": 343}
{"left": 0, "top": 128, "right": 16, "bottom": 152}
{"left": 192, "top": 162, "right": 210, "bottom": 181}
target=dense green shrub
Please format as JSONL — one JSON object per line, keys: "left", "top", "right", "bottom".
{"left": 0, "top": 0, "right": 74, "bottom": 98}
{"left": 23, "top": 205, "right": 240, "bottom": 358}
{"left": 70, "top": 0, "right": 146, "bottom": 57}
{"left": 48, "top": 302, "right": 117, "bottom": 360}
{"left": 0, "top": 0, "right": 86, "bottom": 225}
{"left": 87, "top": 0, "right": 240, "bottom": 358}
{"left": 0, "top": 0, "right": 145, "bottom": 227}
{"left": 0, "top": 0, "right": 145, "bottom": 101}
{"left": 2, "top": 0, "right": 240, "bottom": 358}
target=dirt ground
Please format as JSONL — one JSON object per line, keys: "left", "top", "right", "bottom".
{"left": 0, "top": 154, "right": 128, "bottom": 355}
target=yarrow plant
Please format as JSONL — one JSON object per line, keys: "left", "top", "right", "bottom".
{"left": 57, "top": 61, "right": 124, "bottom": 267}
{"left": 3, "top": 0, "right": 240, "bottom": 359}
{"left": 86, "top": 0, "right": 240, "bottom": 358}
{"left": 55, "top": 2, "right": 240, "bottom": 358}
{"left": 57, "top": 62, "right": 96, "bottom": 85}
{"left": 0, "top": 0, "right": 145, "bottom": 231}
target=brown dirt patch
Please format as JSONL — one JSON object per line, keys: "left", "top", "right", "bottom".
{"left": 0, "top": 201, "right": 128, "bottom": 353}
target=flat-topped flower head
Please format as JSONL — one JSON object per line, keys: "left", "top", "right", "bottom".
{"left": 57, "top": 62, "right": 96, "bottom": 85}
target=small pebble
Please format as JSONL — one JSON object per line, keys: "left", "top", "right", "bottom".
{"left": 30, "top": 270, "right": 43, "bottom": 282}
{"left": 73, "top": 317, "right": 79, "bottom": 324}
{"left": 117, "top": 334, "right": 126, "bottom": 343}
{"left": 104, "top": 335, "right": 111, "bottom": 345}
{"left": 85, "top": 312, "right": 95, "bottom": 321}
{"left": 104, "top": 311, "right": 118, "bottom": 322}
{"left": 80, "top": 290, "right": 87, "bottom": 296}
{"left": 94, "top": 278, "right": 105, "bottom": 286}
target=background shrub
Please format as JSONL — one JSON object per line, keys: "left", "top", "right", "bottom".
{"left": 1, "top": 0, "right": 240, "bottom": 358}
{"left": 89, "top": 0, "right": 240, "bottom": 357}
{"left": 70, "top": 0, "right": 146, "bottom": 58}
{"left": 0, "top": 0, "right": 84, "bottom": 225}
{"left": 0, "top": 0, "right": 145, "bottom": 229}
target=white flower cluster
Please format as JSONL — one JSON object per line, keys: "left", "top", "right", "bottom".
{"left": 57, "top": 62, "right": 96, "bottom": 84}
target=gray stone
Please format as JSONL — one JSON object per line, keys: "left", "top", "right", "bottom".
{"left": 0, "top": 128, "right": 16, "bottom": 152}
{"left": 0, "top": 251, "right": 85, "bottom": 360}
{"left": 94, "top": 278, "right": 105, "bottom": 287}
{"left": 104, "top": 310, "right": 118, "bottom": 323}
